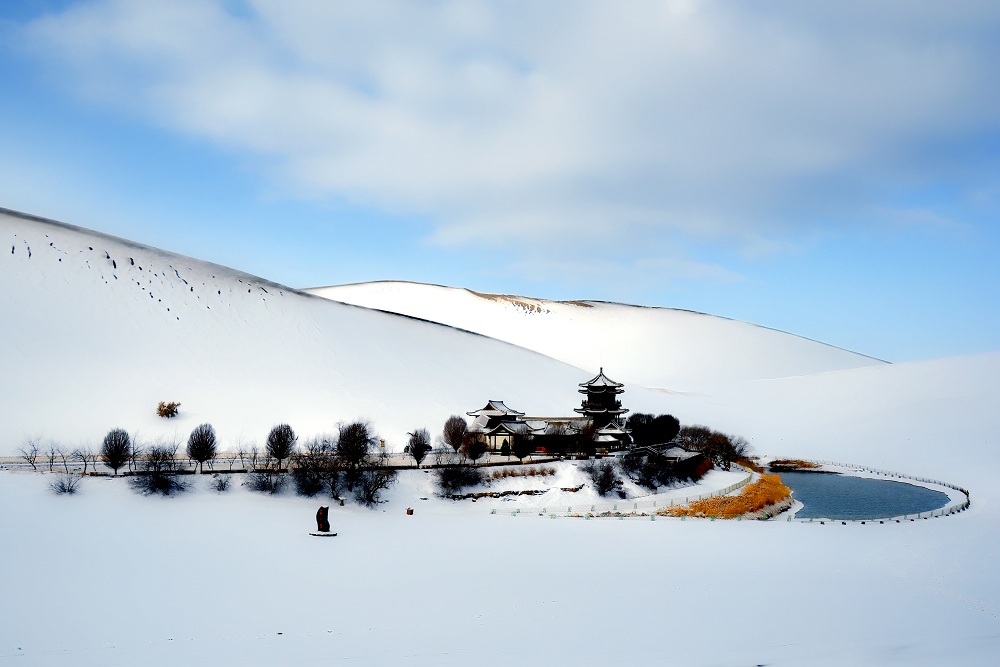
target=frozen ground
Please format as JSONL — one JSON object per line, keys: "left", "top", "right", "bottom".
{"left": 1, "top": 208, "right": 999, "bottom": 664}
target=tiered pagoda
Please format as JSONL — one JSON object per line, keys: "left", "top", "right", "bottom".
{"left": 574, "top": 368, "right": 628, "bottom": 430}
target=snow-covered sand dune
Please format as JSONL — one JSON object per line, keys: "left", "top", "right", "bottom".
{"left": 0, "top": 208, "right": 601, "bottom": 449}
{"left": 308, "top": 280, "right": 885, "bottom": 390}
{"left": 1, "top": 207, "right": 998, "bottom": 665}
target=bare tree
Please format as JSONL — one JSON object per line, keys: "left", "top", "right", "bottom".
{"left": 128, "top": 433, "right": 143, "bottom": 473}
{"left": 100, "top": 428, "right": 132, "bottom": 475}
{"left": 266, "top": 424, "right": 297, "bottom": 470}
{"left": 56, "top": 447, "right": 71, "bottom": 473}
{"left": 443, "top": 416, "right": 468, "bottom": 454}
{"left": 72, "top": 445, "right": 95, "bottom": 474}
{"left": 248, "top": 445, "right": 261, "bottom": 471}
{"left": 45, "top": 444, "right": 59, "bottom": 472}
{"left": 292, "top": 435, "right": 343, "bottom": 498}
{"left": 18, "top": 438, "right": 39, "bottom": 471}
{"left": 677, "top": 425, "right": 752, "bottom": 470}
{"left": 407, "top": 428, "right": 431, "bottom": 467}
{"left": 234, "top": 438, "right": 249, "bottom": 470}
{"left": 186, "top": 423, "right": 218, "bottom": 473}
{"left": 354, "top": 448, "right": 397, "bottom": 508}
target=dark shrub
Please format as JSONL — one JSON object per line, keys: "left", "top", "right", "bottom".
{"left": 620, "top": 449, "right": 677, "bottom": 490}
{"left": 210, "top": 474, "right": 231, "bottom": 492}
{"left": 435, "top": 464, "right": 483, "bottom": 494}
{"left": 292, "top": 436, "right": 344, "bottom": 498}
{"left": 292, "top": 462, "right": 326, "bottom": 496}
{"left": 129, "top": 444, "right": 188, "bottom": 496}
{"left": 50, "top": 473, "right": 82, "bottom": 495}
{"left": 583, "top": 460, "right": 623, "bottom": 497}
{"left": 246, "top": 468, "right": 285, "bottom": 494}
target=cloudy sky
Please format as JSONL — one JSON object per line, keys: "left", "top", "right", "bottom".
{"left": 1, "top": 0, "right": 998, "bottom": 362}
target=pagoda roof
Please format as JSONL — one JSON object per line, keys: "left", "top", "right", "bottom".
{"left": 579, "top": 368, "right": 624, "bottom": 389}
{"left": 573, "top": 405, "right": 627, "bottom": 415}
{"left": 467, "top": 400, "right": 525, "bottom": 418}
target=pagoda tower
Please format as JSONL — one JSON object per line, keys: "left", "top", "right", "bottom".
{"left": 574, "top": 368, "right": 628, "bottom": 429}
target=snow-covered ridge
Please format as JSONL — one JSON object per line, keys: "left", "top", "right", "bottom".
{"left": 307, "top": 280, "right": 886, "bottom": 390}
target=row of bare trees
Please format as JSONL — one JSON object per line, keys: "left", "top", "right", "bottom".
{"left": 19, "top": 436, "right": 122, "bottom": 475}
{"left": 290, "top": 421, "right": 396, "bottom": 507}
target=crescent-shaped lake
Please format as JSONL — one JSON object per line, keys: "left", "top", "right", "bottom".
{"left": 779, "top": 471, "right": 951, "bottom": 520}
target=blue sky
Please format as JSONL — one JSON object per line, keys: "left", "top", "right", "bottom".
{"left": 1, "top": 0, "right": 998, "bottom": 363}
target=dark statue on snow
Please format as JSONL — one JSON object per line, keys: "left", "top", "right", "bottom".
{"left": 316, "top": 506, "right": 330, "bottom": 532}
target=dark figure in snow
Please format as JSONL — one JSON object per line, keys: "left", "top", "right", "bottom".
{"left": 316, "top": 506, "right": 330, "bottom": 532}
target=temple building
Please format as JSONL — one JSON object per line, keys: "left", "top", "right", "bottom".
{"left": 467, "top": 369, "right": 632, "bottom": 453}
{"left": 467, "top": 400, "right": 529, "bottom": 453}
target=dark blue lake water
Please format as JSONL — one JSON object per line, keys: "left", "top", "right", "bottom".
{"left": 779, "top": 471, "right": 951, "bottom": 520}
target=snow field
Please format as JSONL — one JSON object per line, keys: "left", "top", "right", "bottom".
{"left": 1, "top": 469, "right": 997, "bottom": 666}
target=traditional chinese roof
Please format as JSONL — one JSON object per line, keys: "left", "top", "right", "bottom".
{"left": 596, "top": 420, "right": 630, "bottom": 437}
{"left": 468, "top": 414, "right": 492, "bottom": 433}
{"left": 467, "top": 400, "right": 525, "bottom": 418}
{"left": 594, "top": 419, "right": 631, "bottom": 443}
{"left": 578, "top": 368, "right": 624, "bottom": 393}
{"left": 486, "top": 421, "right": 532, "bottom": 436}
{"left": 633, "top": 443, "right": 701, "bottom": 461}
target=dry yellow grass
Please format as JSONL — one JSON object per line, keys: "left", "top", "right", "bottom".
{"left": 662, "top": 474, "right": 791, "bottom": 519}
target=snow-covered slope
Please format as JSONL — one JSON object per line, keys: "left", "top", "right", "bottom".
{"left": 307, "top": 281, "right": 885, "bottom": 390}
{"left": 0, "top": 209, "right": 601, "bottom": 449}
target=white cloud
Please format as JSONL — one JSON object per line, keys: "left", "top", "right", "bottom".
{"left": 18, "top": 0, "right": 1000, "bottom": 262}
